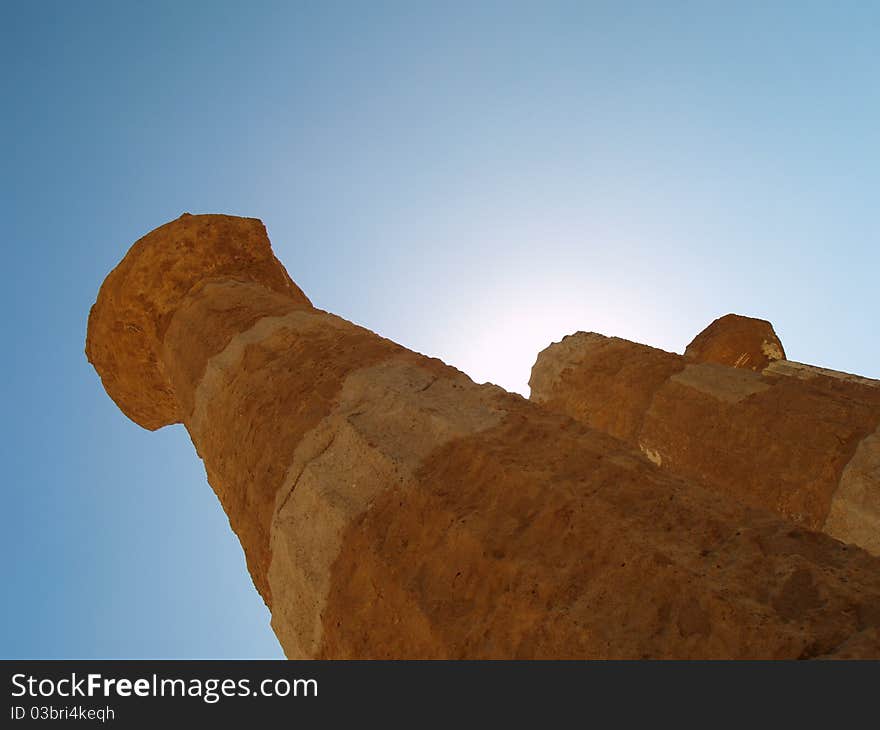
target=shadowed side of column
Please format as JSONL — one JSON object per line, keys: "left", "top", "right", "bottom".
{"left": 88, "top": 217, "right": 880, "bottom": 658}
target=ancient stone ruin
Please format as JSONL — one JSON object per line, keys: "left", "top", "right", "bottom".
{"left": 87, "top": 213, "right": 880, "bottom": 658}
{"left": 530, "top": 317, "right": 880, "bottom": 556}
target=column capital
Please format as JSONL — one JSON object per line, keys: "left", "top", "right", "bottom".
{"left": 85, "top": 213, "right": 311, "bottom": 430}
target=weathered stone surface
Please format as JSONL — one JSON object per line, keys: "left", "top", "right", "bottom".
{"left": 530, "top": 325, "right": 880, "bottom": 556}
{"left": 88, "top": 216, "right": 880, "bottom": 658}
{"left": 685, "top": 313, "right": 785, "bottom": 371}
{"left": 86, "top": 213, "right": 310, "bottom": 430}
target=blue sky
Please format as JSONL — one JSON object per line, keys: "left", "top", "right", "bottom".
{"left": 2, "top": 1, "right": 878, "bottom": 658}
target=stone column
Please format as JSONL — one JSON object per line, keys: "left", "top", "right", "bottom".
{"left": 87, "top": 215, "right": 880, "bottom": 658}
{"left": 529, "top": 317, "right": 880, "bottom": 555}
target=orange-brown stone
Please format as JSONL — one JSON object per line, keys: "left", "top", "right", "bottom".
{"left": 530, "top": 327, "right": 880, "bottom": 555}
{"left": 85, "top": 213, "right": 310, "bottom": 430}
{"left": 685, "top": 313, "right": 785, "bottom": 371}
{"left": 87, "top": 215, "right": 880, "bottom": 658}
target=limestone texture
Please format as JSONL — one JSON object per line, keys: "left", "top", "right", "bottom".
{"left": 88, "top": 214, "right": 880, "bottom": 659}
{"left": 684, "top": 313, "right": 785, "bottom": 371}
{"left": 530, "top": 327, "right": 880, "bottom": 556}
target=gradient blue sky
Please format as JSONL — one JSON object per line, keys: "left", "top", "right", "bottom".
{"left": 2, "top": 1, "right": 878, "bottom": 658}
